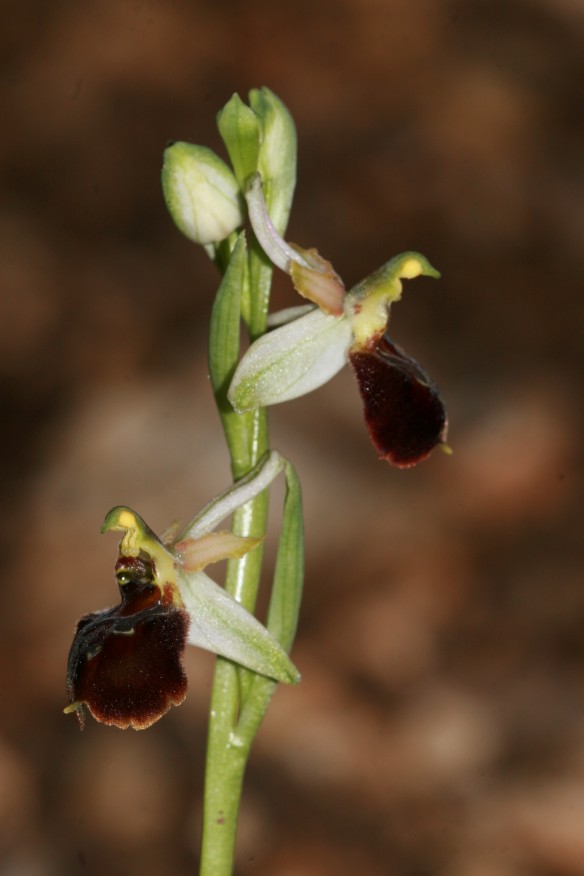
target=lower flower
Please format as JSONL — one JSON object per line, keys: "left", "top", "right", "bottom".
{"left": 64, "top": 452, "right": 299, "bottom": 730}
{"left": 66, "top": 555, "right": 189, "bottom": 730}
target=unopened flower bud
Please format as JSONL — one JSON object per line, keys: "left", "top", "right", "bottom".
{"left": 162, "top": 142, "right": 244, "bottom": 245}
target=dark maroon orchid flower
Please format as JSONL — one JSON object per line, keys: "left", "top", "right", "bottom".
{"left": 228, "top": 178, "right": 449, "bottom": 468}
{"left": 64, "top": 456, "right": 300, "bottom": 730}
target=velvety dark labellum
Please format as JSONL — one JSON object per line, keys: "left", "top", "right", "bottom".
{"left": 349, "top": 333, "right": 447, "bottom": 467}
{"left": 66, "top": 555, "right": 188, "bottom": 730}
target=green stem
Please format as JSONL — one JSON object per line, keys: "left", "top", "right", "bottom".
{"left": 199, "top": 664, "right": 251, "bottom": 876}
{"left": 199, "top": 407, "right": 269, "bottom": 876}
{"left": 200, "top": 236, "right": 273, "bottom": 875}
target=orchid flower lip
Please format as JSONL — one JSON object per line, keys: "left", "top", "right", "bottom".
{"left": 65, "top": 552, "right": 189, "bottom": 730}
{"left": 349, "top": 332, "right": 448, "bottom": 467}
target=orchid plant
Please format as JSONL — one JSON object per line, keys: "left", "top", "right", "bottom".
{"left": 65, "top": 88, "right": 448, "bottom": 875}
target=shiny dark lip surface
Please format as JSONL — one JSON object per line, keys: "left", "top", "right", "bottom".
{"left": 349, "top": 333, "right": 447, "bottom": 468}
{"left": 66, "top": 555, "right": 189, "bottom": 730}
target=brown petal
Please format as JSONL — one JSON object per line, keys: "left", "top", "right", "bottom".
{"left": 65, "top": 556, "right": 188, "bottom": 730}
{"left": 349, "top": 333, "right": 448, "bottom": 468}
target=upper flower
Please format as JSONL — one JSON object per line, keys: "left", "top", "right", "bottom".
{"left": 227, "top": 175, "right": 449, "bottom": 468}
{"left": 65, "top": 452, "right": 299, "bottom": 730}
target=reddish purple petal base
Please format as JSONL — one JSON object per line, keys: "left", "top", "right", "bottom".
{"left": 349, "top": 334, "right": 448, "bottom": 468}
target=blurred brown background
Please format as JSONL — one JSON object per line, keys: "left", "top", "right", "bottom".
{"left": 2, "top": 0, "right": 584, "bottom": 873}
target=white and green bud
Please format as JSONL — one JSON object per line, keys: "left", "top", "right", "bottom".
{"left": 162, "top": 142, "right": 244, "bottom": 245}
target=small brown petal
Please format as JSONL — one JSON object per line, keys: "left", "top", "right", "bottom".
{"left": 349, "top": 333, "right": 448, "bottom": 468}
{"left": 66, "top": 556, "right": 188, "bottom": 730}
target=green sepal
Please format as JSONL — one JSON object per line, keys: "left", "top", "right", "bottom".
{"left": 227, "top": 307, "right": 352, "bottom": 412}
{"left": 180, "top": 570, "right": 300, "bottom": 685}
{"left": 178, "top": 451, "right": 284, "bottom": 543}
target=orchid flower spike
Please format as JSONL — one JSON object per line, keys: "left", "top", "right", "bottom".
{"left": 228, "top": 175, "right": 449, "bottom": 468}
{"left": 65, "top": 452, "right": 299, "bottom": 730}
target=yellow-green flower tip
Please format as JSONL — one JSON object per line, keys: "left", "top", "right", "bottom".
{"left": 101, "top": 506, "right": 177, "bottom": 590}
{"left": 101, "top": 506, "right": 156, "bottom": 543}
{"left": 347, "top": 251, "right": 440, "bottom": 348}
